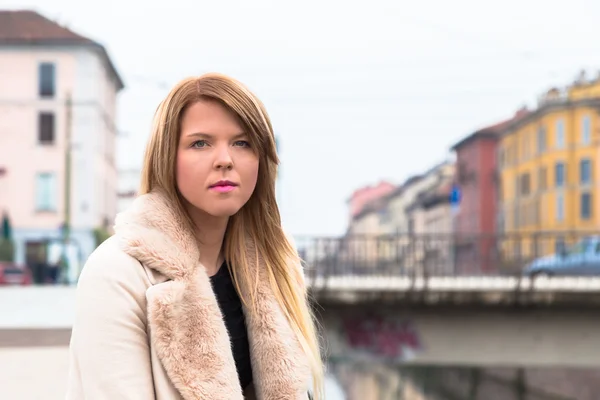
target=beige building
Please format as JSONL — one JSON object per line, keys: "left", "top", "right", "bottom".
{"left": 342, "top": 162, "right": 455, "bottom": 275}
{"left": 387, "top": 161, "right": 455, "bottom": 234}
{"left": 117, "top": 168, "right": 141, "bottom": 213}
{"left": 0, "top": 11, "right": 124, "bottom": 273}
{"left": 344, "top": 200, "right": 390, "bottom": 270}
{"left": 405, "top": 175, "right": 455, "bottom": 274}
{"left": 383, "top": 162, "right": 455, "bottom": 275}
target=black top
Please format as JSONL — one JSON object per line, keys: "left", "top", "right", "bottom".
{"left": 210, "top": 262, "right": 253, "bottom": 390}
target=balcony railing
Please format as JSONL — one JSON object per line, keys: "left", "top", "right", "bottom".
{"left": 295, "top": 231, "right": 600, "bottom": 279}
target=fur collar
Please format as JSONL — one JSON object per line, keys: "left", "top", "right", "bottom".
{"left": 114, "top": 191, "right": 311, "bottom": 400}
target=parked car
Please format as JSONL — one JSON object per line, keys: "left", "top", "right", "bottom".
{"left": 0, "top": 262, "right": 32, "bottom": 285}
{"left": 523, "top": 236, "right": 600, "bottom": 277}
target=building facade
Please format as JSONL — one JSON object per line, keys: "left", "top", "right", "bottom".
{"left": 117, "top": 168, "right": 141, "bottom": 214}
{"left": 340, "top": 161, "right": 456, "bottom": 276}
{"left": 451, "top": 109, "right": 528, "bottom": 273}
{"left": 387, "top": 161, "right": 454, "bottom": 235}
{"left": 498, "top": 76, "right": 600, "bottom": 258}
{"left": 404, "top": 177, "right": 454, "bottom": 274}
{"left": 346, "top": 181, "right": 395, "bottom": 222}
{"left": 344, "top": 189, "right": 395, "bottom": 271}
{"left": 0, "top": 11, "right": 124, "bottom": 276}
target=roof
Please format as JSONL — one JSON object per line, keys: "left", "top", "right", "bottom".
{"left": 384, "top": 161, "right": 453, "bottom": 202}
{"left": 406, "top": 176, "right": 454, "bottom": 212}
{"left": 345, "top": 181, "right": 395, "bottom": 204}
{"left": 0, "top": 10, "right": 124, "bottom": 90}
{"left": 498, "top": 98, "right": 600, "bottom": 136}
{"left": 384, "top": 174, "right": 423, "bottom": 200}
{"left": 352, "top": 198, "right": 388, "bottom": 221}
{"left": 451, "top": 108, "right": 530, "bottom": 151}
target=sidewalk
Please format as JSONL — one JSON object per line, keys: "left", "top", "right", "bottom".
{"left": 0, "top": 346, "right": 69, "bottom": 400}
{"left": 0, "top": 286, "right": 75, "bottom": 399}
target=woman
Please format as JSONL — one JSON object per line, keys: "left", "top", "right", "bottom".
{"left": 66, "top": 73, "right": 323, "bottom": 399}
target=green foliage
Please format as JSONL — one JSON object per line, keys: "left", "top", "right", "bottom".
{"left": 93, "top": 227, "right": 112, "bottom": 248}
{"left": 0, "top": 239, "right": 15, "bottom": 262}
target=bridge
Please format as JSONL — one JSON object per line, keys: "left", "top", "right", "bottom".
{"left": 296, "top": 232, "right": 600, "bottom": 399}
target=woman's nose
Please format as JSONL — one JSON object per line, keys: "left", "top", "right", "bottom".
{"left": 213, "top": 148, "right": 233, "bottom": 170}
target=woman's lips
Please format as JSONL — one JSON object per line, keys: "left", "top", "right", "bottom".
{"left": 210, "top": 185, "right": 236, "bottom": 193}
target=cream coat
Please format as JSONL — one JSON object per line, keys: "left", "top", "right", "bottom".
{"left": 66, "top": 191, "right": 312, "bottom": 399}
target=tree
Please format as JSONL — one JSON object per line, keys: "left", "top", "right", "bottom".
{"left": 93, "top": 227, "right": 112, "bottom": 248}
{"left": 0, "top": 212, "right": 14, "bottom": 262}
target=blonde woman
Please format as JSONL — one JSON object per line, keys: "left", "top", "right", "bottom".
{"left": 66, "top": 74, "right": 323, "bottom": 399}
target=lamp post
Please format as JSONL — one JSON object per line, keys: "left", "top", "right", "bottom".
{"left": 60, "top": 92, "right": 73, "bottom": 284}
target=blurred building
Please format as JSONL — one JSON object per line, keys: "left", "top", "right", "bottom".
{"left": 0, "top": 10, "right": 124, "bottom": 268}
{"left": 405, "top": 175, "right": 454, "bottom": 274}
{"left": 451, "top": 108, "right": 529, "bottom": 274}
{"left": 497, "top": 73, "right": 600, "bottom": 258}
{"left": 343, "top": 161, "right": 455, "bottom": 275}
{"left": 345, "top": 189, "right": 394, "bottom": 271}
{"left": 117, "top": 168, "right": 141, "bottom": 213}
{"left": 346, "top": 181, "right": 395, "bottom": 221}
{"left": 404, "top": 176, "right": 454, "bottom": 235}
{"left": 387, "top": 161, "right": 454, "bottom": 235}
{"left": 348, "top": 199, "right": 390, "bottom": 236}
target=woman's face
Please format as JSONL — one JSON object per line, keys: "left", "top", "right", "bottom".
{"left": 176, "top": 99, "right": 259, "bottom": 219}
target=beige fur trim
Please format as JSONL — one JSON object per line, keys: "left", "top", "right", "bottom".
{"left": 113, "top": 191, "right": 311, "bottom": 399}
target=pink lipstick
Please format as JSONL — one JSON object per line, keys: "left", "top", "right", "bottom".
{"left": 209, "top": 180, "right": 238, "bottom": 193}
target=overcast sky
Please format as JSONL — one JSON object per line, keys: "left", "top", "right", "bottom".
{"left": 4, "top": 0, "right": 600, "bottom": 236}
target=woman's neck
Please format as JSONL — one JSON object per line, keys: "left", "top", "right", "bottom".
{"left": 188, "top": 207, "right": 229, "bottom": 277}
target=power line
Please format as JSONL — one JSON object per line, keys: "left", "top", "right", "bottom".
{"left": 0, "top": 97, "right": 126, "bottom": 137}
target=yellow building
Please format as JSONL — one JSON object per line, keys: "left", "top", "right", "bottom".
{"left": 498, "top": 76, "right": 600, "bottom": 258}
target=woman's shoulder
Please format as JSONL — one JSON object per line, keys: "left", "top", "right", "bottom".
{"left": 77, "top": 236, "right": 153, "bottom": 292}
{"left": 72, "top": 237, "right": 154, "bottom": 333}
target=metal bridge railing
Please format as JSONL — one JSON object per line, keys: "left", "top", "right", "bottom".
{"left": 294, "top": 231, "right": 600, "bottom": 280}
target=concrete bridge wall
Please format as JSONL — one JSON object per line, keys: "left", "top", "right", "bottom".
{"left": 319, "top": 305, "right": 600, "bottom": 368}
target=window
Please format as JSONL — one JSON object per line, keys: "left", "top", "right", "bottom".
{"left": 539, "top": 167, "right": 547, "bottom": 190}
{"left": 555, "top": 162, "right": 565, "bottom": 187}
{"left": 570, "top": 238, "right": 593, "bottom": 254}
{"left": 519, "top": 173, "right": 530, "bottom": 196}
{"left": 556, "top": 193, "right": 564, "bottom": 221}
{"left": 581, "top": 193, "right": 592, "bottom": 220}
{"left": 537, "top": 126, "right": 546, "bottom": 153}
{"left": 38, "top": 62, "right": 56, "bottom": 98}
{"left": 35, "top": 173, "right": 57, "bottom": 211}
{"left": 582, "top": 116, "right": 591, "bottom": 145}
{"left": 555, "top": 119, "right": 565, "bottom": 149}
{"left": 378, "top": 209, "right": 391, "bottom": 224}
{"left": 38, "top": 112, "right": 55, "bottom": 144}
{"left": 580, "top": 159, "right": 592, "bottom": 184}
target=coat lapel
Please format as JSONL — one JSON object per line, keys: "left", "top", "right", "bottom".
{"left": 114, "top": 192, "right": 311, "bottom": 400}
{"left": 239, "top": 241, "right": 312, "bottom": 400}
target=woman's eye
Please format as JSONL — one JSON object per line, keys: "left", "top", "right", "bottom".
{"left": 191, "top": 140, "right": 208, "bottom": 148}
{"left": 234, "top": 140, "right": 250, "bottom": 148}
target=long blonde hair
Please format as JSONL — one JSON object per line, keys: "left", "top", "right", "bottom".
{"left": 139, "top": 73, "right": 324, "bottom": 398}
